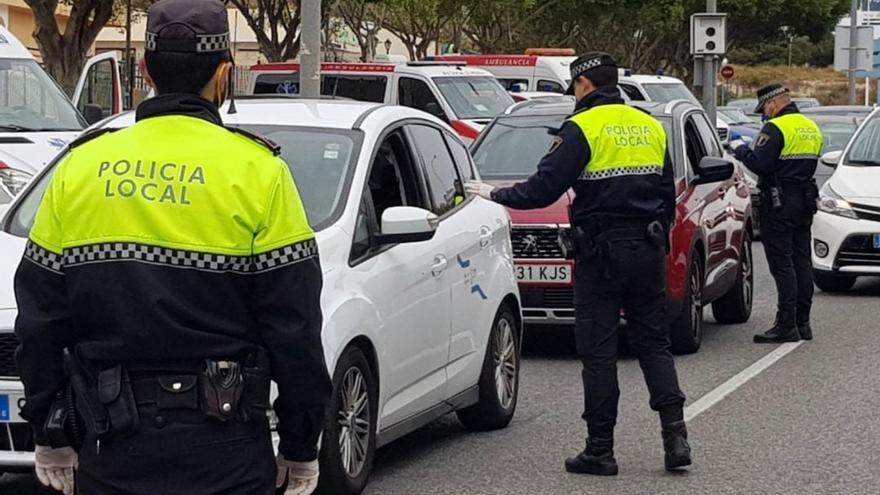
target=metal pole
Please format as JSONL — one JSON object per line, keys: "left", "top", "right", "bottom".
{"left": 125, "top": 0, "right": 132, "bottom": 109}
{"left": 703, "top": 0, "right": 717, "bottom": 124}
{"left": 848, "top": 0, "right": 859, "bottom": 105}
{"left": 301, "top": 0, "right": 322, "bottom": 98}
{"left": 866, "top": 76, "right": 870, "bottom": 105}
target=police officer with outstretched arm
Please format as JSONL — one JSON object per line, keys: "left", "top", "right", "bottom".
{"left": 466, "top": 53, "right": 691, "bottom": 476}
{"left": 730, "top": 84, "right": 822, "bottom": 343}
{"left": 14, "top": 1, "right": 330, "bottom": 493}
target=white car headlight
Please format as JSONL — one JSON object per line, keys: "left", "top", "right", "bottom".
{"left": 817, "top": 183, "right": 857, "bottom": 219}
{"left": 0, "top": 165, "right": 33, "bottom": 196}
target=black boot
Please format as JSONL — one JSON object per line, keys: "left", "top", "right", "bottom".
{"left": 662, "top": 421, "right": 692, "bottom": 471}
{"left": 565, "top": 437, "right": 618, "bottom": 476}
{"left": 753, "top": 325, "right": 800, "bottom": 343}
{"left": 798, "top": 323, "right": 813, "bottom": 341}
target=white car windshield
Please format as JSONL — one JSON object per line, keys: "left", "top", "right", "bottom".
{"left": 641, "top": 83, "right": 700, "bottom": 105}
{"left": 473, "top": 114, "right": 672, "bottom": 179}
{"left": 5, "top": 125, "right": 360, "bottom": 237}
{"left": 843, "top": 115, "right": 880, "bottom": 166}
{"left": 0, "top": 58, "right": 85, "bottom": 131}
{"left": 433, "top": 76, "right": 515, "bottom": 120}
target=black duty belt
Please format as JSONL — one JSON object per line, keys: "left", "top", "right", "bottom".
{"left": 131, "top": 374, "right": 200, "bottom": 410}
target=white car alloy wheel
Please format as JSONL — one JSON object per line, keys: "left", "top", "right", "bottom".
{"left": 494, "top": 317, "right": 517, "bottom": 411}
{"left": 338, "top": 366, "right": 370, "bottom": 477}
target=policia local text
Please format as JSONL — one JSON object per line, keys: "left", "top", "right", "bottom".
{"left": 99, "top": 159, "right": 206, "bottom": 205}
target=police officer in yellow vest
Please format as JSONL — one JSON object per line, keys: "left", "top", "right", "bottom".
{"left": 466, "top": 53, "right": 691, "bottom": 476}
{"left": 731, "top": 84, "right": 822, "bottom": 343}
{"left": 14, "top": 1, "right": 330, "bottom": 494}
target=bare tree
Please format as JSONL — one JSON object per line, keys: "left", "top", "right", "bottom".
{"left": 335, "top": 0, "right": 385, "bottom": 62}
{"left": 25, "top": 0, "right": 116, "bottom": 95}
{"left": 228, "top": 0, "right": 302, "bottom": 62}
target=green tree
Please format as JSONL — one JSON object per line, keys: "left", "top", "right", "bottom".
{"left": 381, "top": 0, "right": 462, "bottom": 59}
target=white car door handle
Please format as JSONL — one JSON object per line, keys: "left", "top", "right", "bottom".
{"left": 431, "top": 255, "right": 448, "bottom": 277}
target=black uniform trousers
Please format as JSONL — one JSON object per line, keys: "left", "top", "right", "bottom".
{"left": 573, "top": 238, "right": 686, "bottom": 440}
{"left": 759, "top": 202, "right": 814, "bottom": 329}
{"left": 75, "top": 407, "right": 276, "bottom": 495}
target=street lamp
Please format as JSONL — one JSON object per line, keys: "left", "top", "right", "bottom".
{"left": 384, "top": 39, "right": 392, "bottom": 55}
{"left": 780, "top": 25, "right": 794, "bottom": 67}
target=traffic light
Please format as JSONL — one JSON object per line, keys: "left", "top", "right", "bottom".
{"left": 690, "top": 13, "right": 727, "bottom": 56}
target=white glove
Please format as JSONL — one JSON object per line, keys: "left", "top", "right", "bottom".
{"left": 35, "top": 445, "right": 77, "bottom": 495}
{"left": 465, "top": 180, "right": 496, "bottom": 200}
{"left": 727, "top": 139, "right": 747, "bottom": 152}
{"left": 276, "top": 456, "right": 319, "bottom": 495}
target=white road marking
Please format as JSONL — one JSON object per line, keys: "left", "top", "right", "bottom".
{"left": 684, "top": 341, "right": 804, "bottom": 422}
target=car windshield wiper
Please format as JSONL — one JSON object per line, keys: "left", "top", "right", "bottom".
{"left": 847, "top": 158, "right": 880, "bottom": 166}
{"left": 0, "top": 124, "right": 81, "bottom": 132}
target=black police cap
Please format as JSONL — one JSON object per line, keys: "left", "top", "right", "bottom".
{"left": 754, "top": 83, "right": 789, "bottom": 114}
{"left": 146, "top": 0, "right": 230, "bottom": 54}
{"left": 565, "top": 52, "right": 618, "bottom": 95}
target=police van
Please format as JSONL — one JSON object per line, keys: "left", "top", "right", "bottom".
{"left": 427, "top": 48, "right": 577, "bottom": 93}
{"left": 0, "top": 26, "right": 122, "bottom": 198}
{"left": 247, "top": 61, "right": 515, "bottom": 142}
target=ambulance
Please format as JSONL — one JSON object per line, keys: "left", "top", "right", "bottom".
{"left": 428, "top": 48, "right": 577, "bottom": 93}
{"left": 247, "top": 61, "right": 515, "bottom": 142}
{"left": 0, "top": 26, "right": 122, "bottom": 196}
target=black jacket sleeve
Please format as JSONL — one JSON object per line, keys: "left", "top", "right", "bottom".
{"left": 490, "top": 121, "right": 590, "bottom": 209}
{"left": 252, "top": 166, "right": 331, "bottom": 463}
{"left": 733, "top": 122, "right": 784, "bottom": 178}
{"left": 253, "top": 255, "right": 329, "bottom": 462}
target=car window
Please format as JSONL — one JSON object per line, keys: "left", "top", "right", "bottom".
{"left": 537, "top": 80, "right": 565, "bottom": 93}
{"left": 366, "top": 129, "right": 425, "bottom": 224}
{"left": 819, "top": 122, "right": 858, "bottom": 153}
{"left": 641, "top": 83, "right": 700, "bottom": 105}
{"left": 253, "top": 73, "right": 300, "bottom": 95}
{"left": 398, "top": 77, "right": 445, "bottom": 120}
{"left": 443, "top": 132, "right": 475, "bottom": 181}
{"left": 844, "top": 115, "right": 880, "bottom": 165}
{"left": 0, "top": 59, "right": 84, "bottom": 130}
{"left": 499, "top": 78, "right": 529, "bottom": 91}
{"left": 350, "top": 198, "right": 374, "bottom": 261}
{"left": 322, "top": 75, "right": 387, "bottom": 103}
{"left": 472, "top": 116, "right": 560, "bottom": 179}
{"left": 408, "top": 124, "right": 463, "bottom": 215}
{"left": 691, "top": 113, "right": 722, "bottom": 158}
{"left": 76, "top": 58, "right": 115, "bottom": 119}
{"left": 683, "top": 116, "right": 707, "bottom": 176}
{"left": 619, "top": 84, "right": 645, "bottom": 101}
{"left": 432, "top": 76, "right": 515, "bottom": 120}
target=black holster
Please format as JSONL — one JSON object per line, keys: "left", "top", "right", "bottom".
{"left": 44, "top": 384, "right": 82, "bottom": 450}
{"left": 97, "top": 364, "right": 140, "bottom": 437}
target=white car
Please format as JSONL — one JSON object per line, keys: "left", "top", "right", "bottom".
{"left": 0, "top": 25, "right": 123, "bottom": 189}
{"left": 0, "top": 98, "right": 522, "bottom": 493}
{"left": 247, "top": 61, "right": 515, "bottom": 143}
{"left": 812, "top": 107, "right": 880, "bottom": 292}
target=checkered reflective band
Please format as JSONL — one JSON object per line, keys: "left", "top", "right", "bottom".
{"left": 571, "top": 58, "right": 603, "bottom": 79}
{"left": 23, "top": 242, "right": 63, "bottom": 274}
{"left": 23, "top": 239, "right": 317, "bottom": 274}
{"left": 196, "top": 33, "right": 230, "bottom": 53}
{"left": 145, "top": 32, "right": 230, "bottom": 53}
{"left": 581, "top": 165, "right": 664, "bottom": 181}
{"left": 758, "top": 87, "right": 787, "bottom": 107}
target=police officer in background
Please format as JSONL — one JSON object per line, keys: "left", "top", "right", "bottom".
{"left": 731, "top": 84, "right": 822, "bottom": 343}
{"left": 466, "top": 53, "right": 691, "bottom": 476}
{"left": 14, "top": 1, "right": 330, "bottom": 494}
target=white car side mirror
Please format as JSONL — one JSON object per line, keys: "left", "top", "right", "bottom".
{"left": 820, "top": 150, "right": 842, "bottom": 168}
{"left": 376, "top": 206, "right": 438, "bottom": 245}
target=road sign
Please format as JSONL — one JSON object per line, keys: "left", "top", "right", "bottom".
{"left": 720, "top": 65, "right": 735, "bottom": 80}
{"left": 833, "top": 25, "right": 874, "bottom": 72}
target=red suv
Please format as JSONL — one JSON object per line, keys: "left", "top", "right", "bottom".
{"left": 471, "top": 99, "right": 754, "bottom": 353}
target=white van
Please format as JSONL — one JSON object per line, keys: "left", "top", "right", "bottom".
{"left": 247, "top": 61, "right": 515, "bottom": 142}
{"left": 427, "top": 49, "right": 577, "bottom": 93}
{"left": 0, "top": 26, "right": 122, "bottom": 192}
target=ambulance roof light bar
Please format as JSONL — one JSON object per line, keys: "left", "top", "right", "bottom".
{"left": 406, "top": 61, "right": 468, "bottom": 67}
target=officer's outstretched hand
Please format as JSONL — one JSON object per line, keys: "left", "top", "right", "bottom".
{"left": 465, "top": 180, "right": 496, "bottom": 201}
{"left": 276, "top": 456, "right": 319, "bottom": 495}
{"left": 34, "top": 445, "right": 77, "bottom": 495}
{"left": 727, "top": 139, "right": 748, "bottom": 154}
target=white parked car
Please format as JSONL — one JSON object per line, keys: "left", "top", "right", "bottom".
{"left": 812, "top": 107, "right": 880, "bottom": 292}
{"left": 0, "top": 25, "right": 123, "bottom": 189}
{"left": 0, "top": 98, "right": 522, "bottom": 493}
